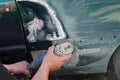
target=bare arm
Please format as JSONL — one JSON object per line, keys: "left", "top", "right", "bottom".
{"left": 32, "top": 61, "right": 49, "bottom": 80}
{"left": 32, "top": 46, "right": 71, "bottom": 80}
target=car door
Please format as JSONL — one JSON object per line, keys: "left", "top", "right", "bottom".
{"left": 0, "top": 0, "right": 32, "bottom": 64}
{"left": 16, "top": 0, "right": 120, "bottom": 75}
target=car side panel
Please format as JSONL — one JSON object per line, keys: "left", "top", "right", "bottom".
{"left": 45, "top": 0, "right": 120, "bottom": 74}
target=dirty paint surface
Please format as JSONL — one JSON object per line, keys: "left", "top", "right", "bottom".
{"left": 45, "top": 0, "right": 120, "bottom": 74}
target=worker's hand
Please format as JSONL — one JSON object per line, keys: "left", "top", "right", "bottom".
{"left": 41, "top": 46, "right": 72, "bottom": 72}
{"left": 4, "top": 61, "right": 30, "bottom": 76}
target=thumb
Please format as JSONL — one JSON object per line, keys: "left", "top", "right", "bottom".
{"left": 48, "top": 46, "right": 54, "bottom": 54}
{"left": 23, "top": 69, "right": 30, "bottom": 77}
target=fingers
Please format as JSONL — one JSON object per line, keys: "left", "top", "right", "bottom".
{"left": 24, "top": 62, "right": 30, "bottom": 76}
{"left": 43, "top": 46, "right": 72, "bottom": 72}
{"left": 24, "top": 69, "right": 30, "bottom": 77}
{"left": 61, "top": 54, "right": 72, "bottom": 61}
{"left": 48, "top": 46, "right": 72, "bottom": 61}
{"left": 48, "top": 46, "right": 54, "bottom": 53}
{"left": 47, "top": 46, "right": 54, "bottom": 56}
{"left": 19, "top": 61, "right": 30, "bottom": 76}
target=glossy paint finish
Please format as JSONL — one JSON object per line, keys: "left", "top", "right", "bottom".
{"left": 0, "top": 0, "right": 33, "bottom": 64}
{"left": 0, "top": 0, "right": 26, "bottom": 47}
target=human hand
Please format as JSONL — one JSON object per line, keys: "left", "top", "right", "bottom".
{"left": 42, "top": 46, "right": 72, "bottom": 72}
{"left": 32, "top": 46, "right": 72, "bottom": 80}
{"left": 4, "top": 61, "right": 30, "bottom": 76}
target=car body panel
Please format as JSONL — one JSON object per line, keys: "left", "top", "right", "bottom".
{"left": 0, "top": 1, "right": 24, "bottom": 46}
{"left": 0, "top": 0, "right": 120, "bottom": 75}
{"left": 18, "top": 0, "right": 120, "bottom": 74}
{"left": 45, "top": 0, "right": 120, "bottom": 74}
{"left": 0, "top": 0, "right": 33, "bottom": 64}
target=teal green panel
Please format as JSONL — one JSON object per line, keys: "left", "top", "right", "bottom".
{"left": 45, "top": 0, "right": 120, "bottom": 74}
{"left": 0, "top": 0, "right": 14, "bottom": 3}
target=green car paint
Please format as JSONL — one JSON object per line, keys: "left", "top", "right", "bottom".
{"left": 0, "top": 0, "right": 120, "bottom": 75}
{"left": 45, "top": 0, "right": 120, "bottom": 74}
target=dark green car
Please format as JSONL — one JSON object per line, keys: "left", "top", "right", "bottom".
{"left": 0, "top": 0, "right": 120, "bottom": 80}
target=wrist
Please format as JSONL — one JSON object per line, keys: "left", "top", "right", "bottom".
{"left": 40, "top": 62, "right": 50, "bottom": 73}
{"left": 32, "top": 62, "right": 50, "bottom": 80}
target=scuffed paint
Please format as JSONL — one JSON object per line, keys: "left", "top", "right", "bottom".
{"left": 100, "top": 12, "right": 120, "bottom": 22}
{"left": 46, "top": 0, "right": 120, "bottom": 74}
{"left": 89, "top": 4, "right": 120, "bottom": 17}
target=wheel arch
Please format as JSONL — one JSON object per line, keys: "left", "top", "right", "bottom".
{"left": 107, "top": 45, "right": 120, "bottom": 72}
